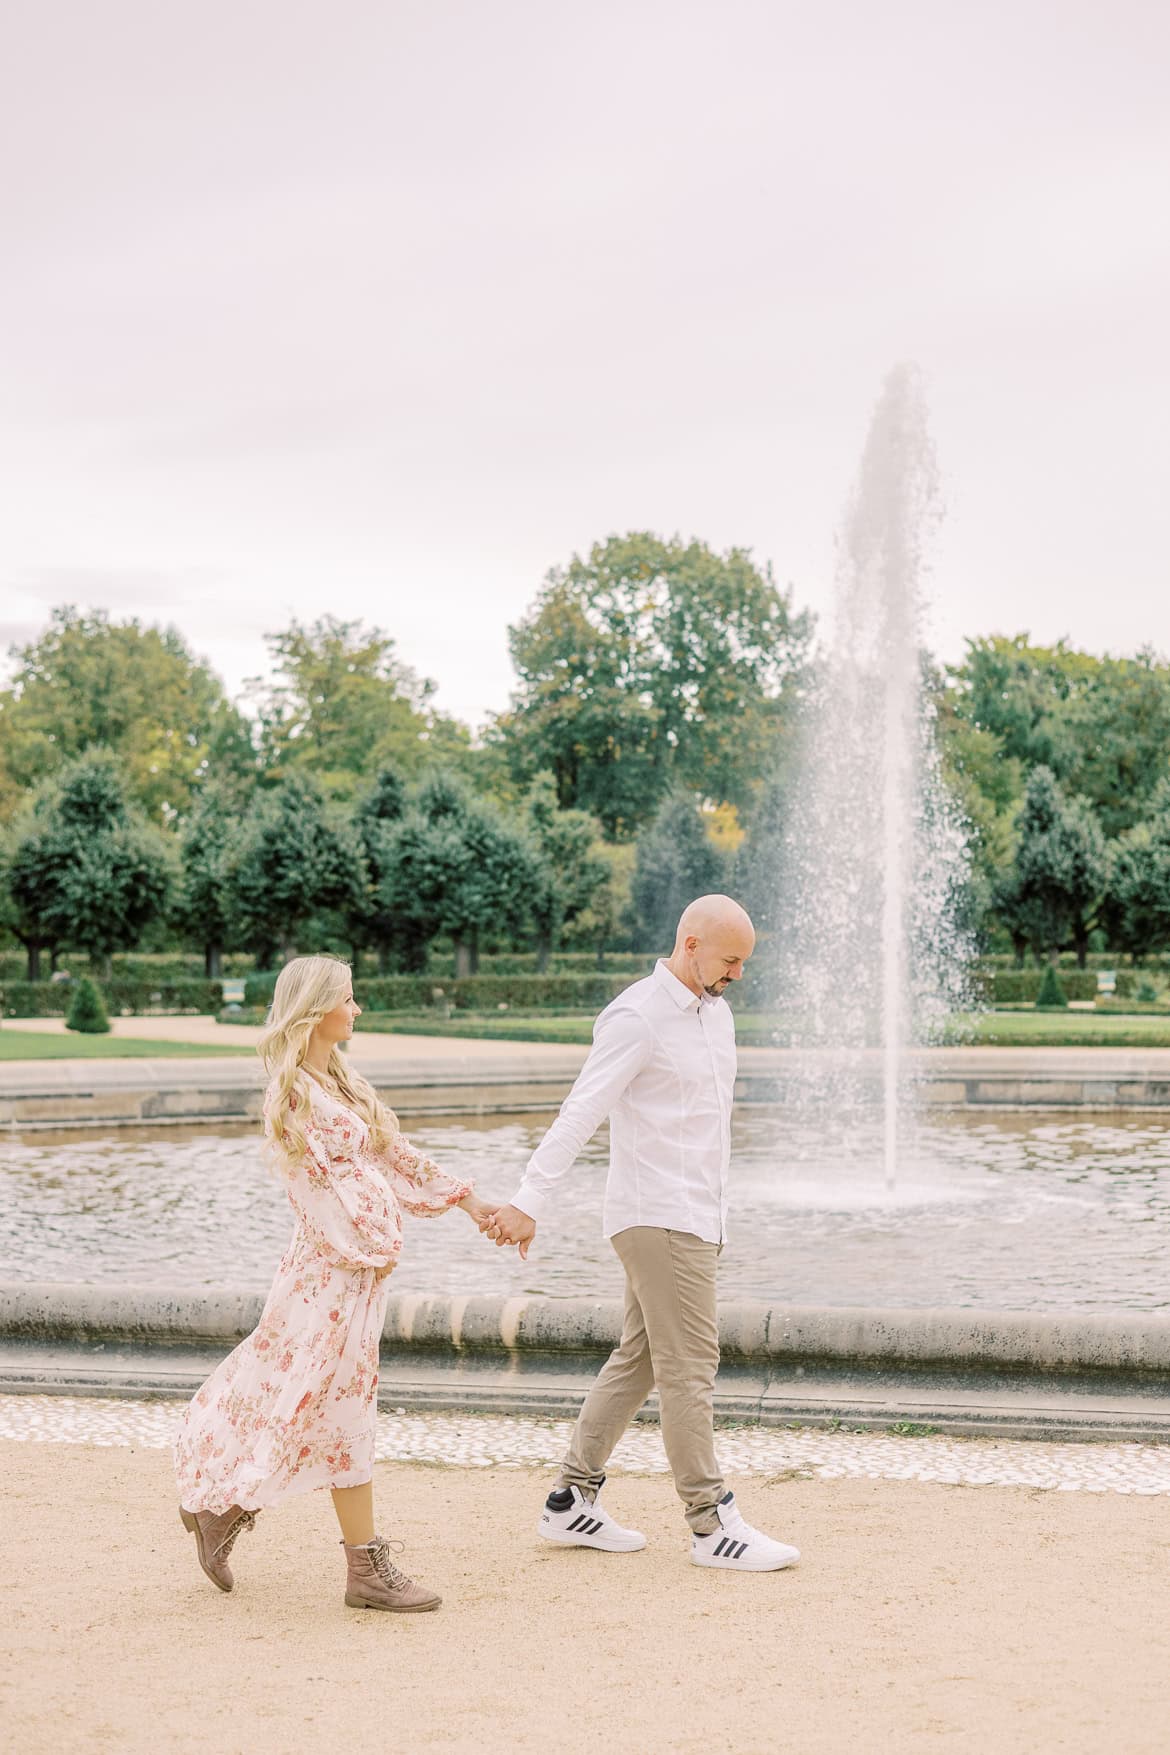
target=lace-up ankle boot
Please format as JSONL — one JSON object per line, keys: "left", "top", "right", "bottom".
{"left": 180, "top": 1504, "right": 258, "bottom": 1592}
{"left": 342, "top": 1536, "right": 442, "bottom": 1612}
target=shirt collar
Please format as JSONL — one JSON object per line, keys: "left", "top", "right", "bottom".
{"left": 654, "top": 958, "right": 703, "bottom": 1012}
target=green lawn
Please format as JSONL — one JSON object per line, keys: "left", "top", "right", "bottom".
{"left": 948, "top": 1011, "right": 1170, "bottom": 1047}
{"left": 353, "top": 1009, "right": 1170, "bottom": 1049}
{"left": 0, "top": 1031, "right": 255, "bottom": 1061}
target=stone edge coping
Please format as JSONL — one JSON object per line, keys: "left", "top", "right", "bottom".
{"left": 4, "top": 1284, "right": 1170, "bottom": 1375}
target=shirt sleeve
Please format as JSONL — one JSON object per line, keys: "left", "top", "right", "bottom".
{"left": 508, "top": 1004, "right": 653, "bottom": 1225}
{"left": 282, "top": 1115, "right": 403, "bottom": 1272}
{"left": 380, "top": 1130, "right": 473, "bottom": 1218}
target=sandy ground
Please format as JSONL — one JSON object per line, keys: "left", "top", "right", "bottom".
{"left": 3, "top": 1441, "right": 1168, "bottom": 1755}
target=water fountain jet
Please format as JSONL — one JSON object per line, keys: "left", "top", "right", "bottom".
{"left": 770, "top": 365, "right": 974, "bottom": 1190}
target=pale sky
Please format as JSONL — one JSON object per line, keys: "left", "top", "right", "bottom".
{"left": 2, "top": 0, "right": 1168, "bottom": 728}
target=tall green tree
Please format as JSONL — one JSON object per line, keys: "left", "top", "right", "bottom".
{"left": 631, "top": 793, "right": 727, "bottom": 948}
{"left": 943, "top": 636, "right": 1170, "bottom": 840}
{"left": 496, "top": 533, "right": 813, "bottom": 837}
{"left": 225, "top": 775, "right": 366, "bottom": 965}
{"left": 560, "top": 840, "right": 638, "bottom": 965}
{"left": 1103, "top": 782, "right": 1170, "bottom": 961}
{"left": 0, "top": 607, "right": 252, "bottom": 823}
{"left": 4, "top": 753, "right": 173, "bottom": 978}
{"left": 523, "top": 773, "right": 607, "bottom": 971}
{"left": 993, "top": 766, "right": 1109, "bottom": 965}
{"left": 351, "top": 767, "right": 421, "bottom": 971}
{"left": 249, "top": 617, "right": 471, "bottom": 799}
{"left": 377, "top": 775, "right": 537, "bottom": 976}
{"left": 733, "top": 776, "right": 789, "bottom": 941}
{"left": 173, "top": 784, "right": 244, "bottom": 977}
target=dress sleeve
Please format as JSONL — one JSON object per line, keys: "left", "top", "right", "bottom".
{"left": 379, "top": 1130, "right": 473, "bottom": 1218}
{"left": 274, "top": 1092, "right": 402, "bottom": 1272}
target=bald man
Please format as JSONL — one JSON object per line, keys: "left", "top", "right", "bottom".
{"left": 485, "top": 895, "right": 800, "bottom": 1573}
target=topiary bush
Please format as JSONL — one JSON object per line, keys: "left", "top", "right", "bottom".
{"left": 1035, "top": 965, "right": 1068, "bottom": 1009}
{"left": 992, "top": 969, "right": 1098, "bottom": 1003}
{"left": 66, "top": 977, "right": 111, "bottom": 1033}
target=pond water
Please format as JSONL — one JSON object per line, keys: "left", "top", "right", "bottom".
{"left": 3, "top": 1108, "right": 1169, "bottom": 1312}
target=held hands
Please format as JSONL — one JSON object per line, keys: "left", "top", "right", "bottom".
{"left": 481, "top": 1203, "right": 537, "bottom": 1260}
{"left": 457, "top": 1193, "right": 537, "bottom": 1260}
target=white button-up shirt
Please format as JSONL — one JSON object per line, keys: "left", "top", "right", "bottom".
{"left": 509, "top": 959, "right": 736, "bottom": 1244}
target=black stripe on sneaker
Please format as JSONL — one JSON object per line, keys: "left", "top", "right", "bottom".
{"left": 714, "top": 1537, "right": 730, "bottom": 1557}
{"left": 586, "top": 1519, "right": 603, "bottom": 1535}
{"left": 567, "top": 1513, "right": 588, "bottom": 1532}
{"left": 734, "top": 1542, "right": 748, "bottom": 1559}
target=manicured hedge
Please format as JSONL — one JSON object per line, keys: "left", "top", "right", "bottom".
{"left": 988, "top": 969, "right": 1135, "bottom": 1003}
{"left": 361, "top": 973, "right": 643, "bottom": 1012}
{"left": 244, "top": 971, "right": 647, "bottom": 1014}
{"left": 422, "top": 951, "right": 655, "bottom": 977}
{"left": 245, "top": 967, "right": 658, "bottom": 1011}
{"left": 0, "top": 952, "right": 251, "bottom": 984}
{"left": 0, "top": 978, "right": 224, "bottom": 1018}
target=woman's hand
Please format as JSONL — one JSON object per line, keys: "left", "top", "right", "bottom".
{"left": 457, "top": 1193, "right": 500, "bottom": 1232}
{"left": 373, "top": 1258, "right": 398, "bottom": 1283}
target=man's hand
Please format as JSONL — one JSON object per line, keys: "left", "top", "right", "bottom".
{"left": 483, "top": 1204, "right": 537, "bottom": 1260}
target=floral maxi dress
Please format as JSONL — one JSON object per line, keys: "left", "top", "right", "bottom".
{"left": 174, "top": 1080, "right": 472, "bottom": 1514}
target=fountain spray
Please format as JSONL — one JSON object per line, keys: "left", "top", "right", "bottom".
{"left": 770, "top": 366, "right": 973, "bottom": 1189}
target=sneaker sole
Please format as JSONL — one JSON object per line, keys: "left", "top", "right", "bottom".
{"left": 691, "top": 1549, "right": 800, "bottom": 1572}
{"left": 538, "top": 1525, "right": 647, "bottom": 1553}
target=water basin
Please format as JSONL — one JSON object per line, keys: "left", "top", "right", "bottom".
{"left": 2, "top": 1108, "right": 1168, "bottom": 1311}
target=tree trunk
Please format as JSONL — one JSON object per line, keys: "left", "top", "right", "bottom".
{"left": 469, "top": 931, "right": 480, "bottom": 977}
{"left": 1072, "top": 926, "right": 1089, "bottom": 969}
{"left": 279, "top": 937, "right": 297, "bottom": 966}
{"left": 536, "top": 929, "right": 552, "bottom": 975}
{"left": 1010, "top": 933, "right": 1027, "bottom": 970}
{"left": 453, "top": 936, "right": 473, "bottom": 980}
{"left": 205, "top": 944, "right": 223, "bottom": 979}
{"left": 97, "top": 951, "right": 113, "bottom": 980}
{"left": 378, "top": 940, "right": 391, "bottom": 975}
{"left": 26, "top": 942, "right": 42, "bottom": 982}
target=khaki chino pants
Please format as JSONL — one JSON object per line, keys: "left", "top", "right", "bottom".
{"left": 556, "top": 1226, "right": 725, "bottom": 1534}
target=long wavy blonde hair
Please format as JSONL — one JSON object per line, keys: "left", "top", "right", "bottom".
{"left": 258, "top": 955, "right": 396, "bottom": 1165}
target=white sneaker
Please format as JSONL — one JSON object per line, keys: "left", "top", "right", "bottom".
{"left": 538, "top": 1480, "right": 647, "bottom": 1553}
{"left": 690, "top": 1491, "right": 800, "bottom": 1571}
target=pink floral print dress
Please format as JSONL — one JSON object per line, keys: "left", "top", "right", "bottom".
{"left": 174, "top": 1079, "right": 472, "bottom": 1514}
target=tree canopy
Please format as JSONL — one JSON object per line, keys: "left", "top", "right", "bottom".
{"left": 495, "top": 533, "right": 813, "bottom": 837}
{"left": 5, "top": 752, "right": 173, "bottom": 976}
{"left": 249, "top": 617, "right": 472, "bottom": 798}
{"left": 0, "top": 607, "right": 251, "bottom": 823}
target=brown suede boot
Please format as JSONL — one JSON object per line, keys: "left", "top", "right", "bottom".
{"left": 342, "top": 1537, "right": 442, "bottom": 1612}
{"left": 179, "top": 1504, "right": 258, "bottom": 1593}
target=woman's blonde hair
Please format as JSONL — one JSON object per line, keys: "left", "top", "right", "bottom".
{"left": 258, "top": 955, "right": 396, "bottom": 1165}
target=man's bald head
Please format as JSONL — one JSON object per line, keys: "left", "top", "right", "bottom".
{"left": 668, "top": 894, "right": 756, "bottom": 999}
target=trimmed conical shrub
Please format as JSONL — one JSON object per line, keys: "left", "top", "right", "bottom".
{"left": 66, "top": 976, "right": 111, "bottom": 1034}
{"left": 1035, "top": 964, "right": 1068, "bottom": 1010}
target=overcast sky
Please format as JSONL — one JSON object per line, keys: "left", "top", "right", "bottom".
{"left": 2, "top": 0, "right": 1168, "bottom": 728}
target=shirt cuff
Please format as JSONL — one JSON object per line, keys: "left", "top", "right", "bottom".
{"left": 508, "top": 1181, "right": 549, "bottom": 1225}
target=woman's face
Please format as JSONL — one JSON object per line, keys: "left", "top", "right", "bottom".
{"left": 316, "top": 981, "right": 361, "bottom": 1046}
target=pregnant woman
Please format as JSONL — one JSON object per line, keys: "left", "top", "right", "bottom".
{"left": 174, "top": 954, "right": 498, "bottom": 1612}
